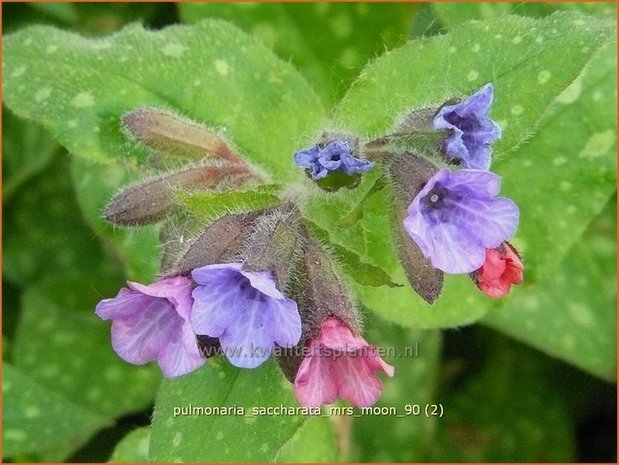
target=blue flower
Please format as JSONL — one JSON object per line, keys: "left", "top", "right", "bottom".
{"left": 189, "top": 263, "right": 301, "bottom": 369}
{"left": 294, "top": 139, "right": 374, "bottom": 180}
{"left": 433, "top": 83, "right": 502, "bottom": 170}
{"left": 95, "top": 276, "right": 206, "bottom": 378}
{"left": 403, "top": 169, "right": 519, "bottom": 274}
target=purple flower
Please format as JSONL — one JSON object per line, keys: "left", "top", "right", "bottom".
{"left": 403, "top": 169, "right": 519, "bottom": 274}
{"left": 433, "top": 83, "right": 502, "bottom": 170}
{"left": 95, "top": 276, "right": 205, "bottom": 378}
{"left": 294, "top": 139, "right": 374, "bottom": 180}
{"left": 190, "top": 263, "right": 301, "bottom": 369}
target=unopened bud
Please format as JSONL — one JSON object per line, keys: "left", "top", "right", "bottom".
{"left": 103, "top": 162, "right": 252, "bottom": 226}
{"left": 387, "top": 152, "right": 444, "bottom": 304}
{"left": 241, "top": 206, "right": 304, "bottom": 291}
{"left": 278, "top": 231, "right": 362, "bottom": 381}
{"left": 122, "top": 108, "right": 243, "bottom": 165}
{"left": 167, "top": 211, "right": 260, "bottom": 277}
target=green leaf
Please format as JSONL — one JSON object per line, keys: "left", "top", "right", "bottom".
{"left": 433, "top": 2, "right": 616, "bottom": 29}
{"left": 3, "top": 20, "right": 325, "bottom": 182}
{"left": 493, "top": 38, "right": 616, "bottom": 282}
{"left": 3, "top": 363, "right": 106, "bottom": 460}
{"left": 274, "top": 417, "right": 338, "bottom": 462}
{"left": 109, "top": 427, "right": 151, "bottom": 463}
{"left": 2, "top": 107, "right": 59, "bottom": 200}
{"left": 352, "top": 320, "right": 442, "bottom": 462}
{"left": 483, "top": 202, "right": 616, "bottom": 381}
{"left": 336, "top": 12, "right": 614, "bottom": 154}
{"left": 177, "top": 185, "right": 282, "bottom": 222}
{"left": 150, "top": 360, "right": 324, "bottom": 462}
{"left": 305, "top": 13, "right": 616, "bottom": 329}
{"left": 305, "top": 219, "right": 400, "bottom": 288}
{"left": 431, "top": 330, "right": 574, "bottom": 462}
{"left": 13, "top": 276, "right": 161, "bottom": 424}
{"left": 71, "top": 157, "right": 165, "bottom": 282}
{"left": 3, "top": 155, "right": 116, "bottom": 286}
{"left": 179, "top": 3, "right": 413, "bottom": 106}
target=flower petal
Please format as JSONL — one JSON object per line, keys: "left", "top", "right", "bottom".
{"left": 266, "top": 298, "right": 302, "bottom": 348}
{"left": 95, "top": 288, "right": 152, "bottom": 320}
{"left": 294, "top": 349, "right": 338, "bottom": 407}
{"left": 157, "top": 321, "right": 206, "bottom": 377}
{"left": 336, "top": 356, "right": 385, "bottom": 407}
{"left": 190, "top": 284, "right": 238, "bottom": 337}
{"left": 218, "top": 294, "right": 274, "bottom": 368}
{"left": 110, "top": 298, "right": 181, "bottom": 365}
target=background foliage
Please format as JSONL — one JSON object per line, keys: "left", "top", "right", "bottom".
{"left": 3, "top": 2, "right": 616, "bottom": 462}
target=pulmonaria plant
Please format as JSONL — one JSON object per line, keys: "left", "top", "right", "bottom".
{"left": 95, "top": 276, "right": 205, "bottom": 378}
{"left": 433, "top": 83, "right": 502, "bottom": 170}
{"left": 294, "top": 317, "right": 394, "bottom": 408}
{"left": 190, "top": 263, "right": 302, "bottom": 369}
{"left": 294, "top": 139, "right": 374, "bottom": 180}
{"left": 404, "top": 169, "right": 519, "bottom": 274}
{"left": 472, "top": 242, "right": 524, "bottom": 298}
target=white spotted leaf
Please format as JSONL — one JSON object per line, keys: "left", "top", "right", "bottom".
{"left": 2, "top": 20, "right": 325, "bottom": 181}
{"left": 304, "top": 13, "right": 616, "bottom": 332}
{"left": 2, "top": 363, "right": 106, "bottom": 460}
{"left": 149, "top": 360, "right": 338, "bottom": 462}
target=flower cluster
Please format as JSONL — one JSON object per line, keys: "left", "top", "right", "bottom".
{"left": 400, "top": 84, "right": 523, "bottom": 298}
{"left": 96, "top": 265, "right": 302, "bottom": 376}
{"left": 96, "top": 84, "right": 523, "bottom": 411}
{"left": 294, "top": 139, "right": 374, "bottom": 180}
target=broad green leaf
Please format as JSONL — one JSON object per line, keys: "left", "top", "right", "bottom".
{"left": 3, "top": 363, "right": 106, "bottom": 460}
{"left": 177, "top": 185, "right": 282, "bottom": 222}
{"left": 71, "top": 157, "right": 161, "bottom": 281}
{"left": 2, "top": 107, "right": 59, "bottom": 200}
{"left": 179, "top": 3, "right": 413, "bottom": 106}
{"left": 3, "top": 155, "right": 116, "bottom": 286}
{"left": 305, "top": 14, "right": 616, "bottom": 328}
{"left": 352, "top": 320, "right": 442, "bottom": 462}
{"left": 13, "top": 276, "right": 161, "bottom": 421}
{"left": 336, "top": 12, "right": 614, "bottom": 154}
{"left": 109, "top": 427, "right": 151, "bottom": 463}
{"left": 483, "top": 202, "right": 616, "bottom": 381}
{"left": 3, "top": 20, "right": 325, "bottom": 182}
{"left": 150, "top": 360, "right": 319, "bottom": 462}
{"left": 305, "top": 220, "right": 400, "bottom": 288}
{"left": 433, "top": 2, "right": 616, "bottom": 29}
{"left": 431, "top": 331, "right": 574, "bottom": 462}
{"left": 493, "top": 38, "right": 616, "bottom": 281}
{"left": 274, "top": 417, "right": 338, "bottom": 462}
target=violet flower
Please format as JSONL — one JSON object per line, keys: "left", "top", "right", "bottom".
{"left": 294, "top": 317, "right": 394, "bottom": 408}
{"left": 95, "top": 276, "right": 205, "bottom": 378}
{"left": 403, "top": 169, "right": 519, "bottom": 274}
{"left": 294, "top": 139, "right": 374, "bottom": 180}
{"left": 433, "top": 83, "right": 502, "bottom": 170}
{"left": 190, "top": 263, "right": 301, "bottom": 369}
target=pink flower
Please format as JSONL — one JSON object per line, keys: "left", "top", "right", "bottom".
{"left": 472, "top": 242, "right": 524, "bottom": 298}
{"left": 293, "top": 317, "right": 394, "bottom": 408}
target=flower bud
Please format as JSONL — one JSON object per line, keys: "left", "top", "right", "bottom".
{"left": 386, "top": 152, "right": 444, "bottom": 304}
{"left": 122, "top": 107, "right": 243, "bottom": 165}
{"left": 241, "top": 206, "right": 305, "bottom": 291}
{"left": 103, "top": 162, "right": 252, "bottom": 226}
{"left": 277, "top": 231, "right": 362, "bottom": 381}
{"left": 167, "top": 211, "right": 260, "bottom": 277}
